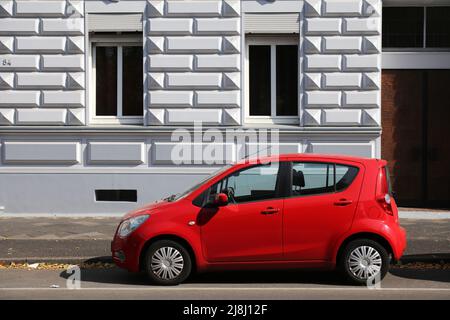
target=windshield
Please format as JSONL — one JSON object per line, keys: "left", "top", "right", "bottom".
{"left": 168, "top": 165, "right": 233, "bottom": 202}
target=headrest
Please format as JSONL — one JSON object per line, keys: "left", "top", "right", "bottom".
{"left": 293, "top": 169, "right": 305, "bottom": 188}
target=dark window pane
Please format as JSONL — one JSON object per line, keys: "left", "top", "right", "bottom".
{"left": 122, "top": 46, "right": 143, "bottom": 116}
{"left": 208, "top": 163, "right": 280, "bottom": 203}
{"left": 382, "top": 7, "right": 424, "bottom": 48}
{"left": 426, "top": 7, "right": 450, "bottom": 48}
{"left": 96, "top": 46, "right": 117, "bottom": 116}
{"left": 276, "top": 45, "right": 298, "bottom": 116}
{"left": 335, "top": 165, "right": 359, "bottom": 191}
{"left": 249, "top": 45, "right": 271, "bottom": 116}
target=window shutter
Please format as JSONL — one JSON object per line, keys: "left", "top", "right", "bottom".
{"left": 245, "top": 14, "right": 300, "bottom": 34}
{"left": 88, "top": 14, "right": 143, "bottom": 32}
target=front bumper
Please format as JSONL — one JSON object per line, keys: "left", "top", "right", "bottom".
{"left": 111, "top": 231, "right": 145, "bottom": 273}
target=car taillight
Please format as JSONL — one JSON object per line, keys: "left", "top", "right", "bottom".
{"left": 376, "top": 166, "right": 394, "bottom": 215}
{"left": 377, "top": 193, "right": 393, "bottom": 215}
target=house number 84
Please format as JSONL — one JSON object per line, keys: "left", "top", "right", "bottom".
{"left": 2, "top": 59, "right": 11, "bottom": 66}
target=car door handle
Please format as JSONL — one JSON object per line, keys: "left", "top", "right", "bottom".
{"left": 261, "top": 207, "right": 280, "bottom": 215}
{"left": 334, "top": 199, "right": 353, "bottom": 206}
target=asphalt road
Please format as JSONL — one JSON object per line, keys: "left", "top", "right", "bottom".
{"left": 0, "top": 267, "right": 449, "bottom": 300}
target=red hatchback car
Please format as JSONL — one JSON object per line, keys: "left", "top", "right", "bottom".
{"left": 111, "top": 154, "right": 407, "bottom": 285}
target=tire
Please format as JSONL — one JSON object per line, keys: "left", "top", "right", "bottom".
{"left": 338, "top": 239, "right": 390, "bottom": 286}
{"left": 144, "top": 240, "right": 192, "bottom": 285}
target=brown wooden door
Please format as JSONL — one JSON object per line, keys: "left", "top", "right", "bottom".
{"left": 382, "top": 70, "right": 450, "bottom": 208}
{"left": 427, "top": 70, "right": 450, "bottom": 207}
{"left": 382, "top": 70, "right": 424, "bottom": 207}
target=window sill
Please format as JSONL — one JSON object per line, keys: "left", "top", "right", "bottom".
{"left": 90, "top": 117, "right": 143, "bottom": 126}
{"left": 245, "top": 116, "right": 299, "bottom": 125}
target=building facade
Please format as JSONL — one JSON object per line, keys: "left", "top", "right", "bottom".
{"left": 0, "top": 0, "right": 449, "bottom": 215}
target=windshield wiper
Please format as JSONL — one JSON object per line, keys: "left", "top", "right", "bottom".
{"left": 165, "top": 194, "right": 178, "bottom": 202}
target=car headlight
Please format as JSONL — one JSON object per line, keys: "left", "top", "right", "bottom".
{"left": 118, "top": 215, "right": 149, "bottom": 238}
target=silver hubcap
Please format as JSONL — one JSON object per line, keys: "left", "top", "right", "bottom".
{"left": 151, "top": 246, "right": 184, "bottom": 280}
{"left": 348, "top": 246, "right": 382, "bottom": 280}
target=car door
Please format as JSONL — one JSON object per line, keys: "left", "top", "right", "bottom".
{"left": 198, "top": 162, "right": 285, "bottom": 262}
{"left": 283, "top": 161, "right": 363, "bottom": 261}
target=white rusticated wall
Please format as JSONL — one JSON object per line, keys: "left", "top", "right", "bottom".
{"left": 0, "top": 0, "right": 85, "bottom": 126}
{"left": 0, "top": 0, "right": 382, "bottom": 128}
{"left": 0, "top": 0, "right": 384, "bottom": 215}
{"left": 145, "top": 0, "right": 242, "bottom": 126}
{"left": 302, "top": 0, "right": 381, "bottom": 127}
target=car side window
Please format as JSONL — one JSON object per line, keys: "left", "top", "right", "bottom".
{"left": 291, "top": 162, "right": 335, "bottom": 196}
{"left": 290, "top": 162, "right": 359, "bottom": 197}
{"left": 335, "top": 164, "right": 359, "bottom": 191}
{"left": 209, "top": 162, "right": 281, "bottom": 204}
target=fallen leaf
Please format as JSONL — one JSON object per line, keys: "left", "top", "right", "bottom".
{"left": 27, "top": 263, "right": 39, "bottom": 269}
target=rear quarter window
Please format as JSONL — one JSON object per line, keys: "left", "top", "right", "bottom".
{"left": 385, "top": 166, "right": 393, "bottom": 195}
{"left": 335, "top": 164, "right": 359, "bottom": 191}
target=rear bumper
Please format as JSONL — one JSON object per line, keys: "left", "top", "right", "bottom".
{"left": 393, "top": 225, "right": 407, "bottom": 261}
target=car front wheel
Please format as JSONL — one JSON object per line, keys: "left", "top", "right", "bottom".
{"left": 144, "top": 240, "right": 192, "bottom": 285}
{"left": 339, "top": 239, "right": 389, "bottom": 285}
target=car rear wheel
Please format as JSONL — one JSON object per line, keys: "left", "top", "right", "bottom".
{"left": 144, "top": 240, "right": 192, "bottom": 285}
{"left": 339, "top": 239, "right": 389, "bottom": 285}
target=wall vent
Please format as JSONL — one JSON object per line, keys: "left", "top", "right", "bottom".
{"left": 95, "top": 190, "right": 137, "bottom": 202}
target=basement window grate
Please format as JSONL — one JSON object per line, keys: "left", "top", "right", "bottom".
{"left": 95, "top": 190, "right": 137, "bottom": 202}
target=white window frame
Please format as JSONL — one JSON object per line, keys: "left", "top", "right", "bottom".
{"left": 89, "top": 35, "right": 143, "bottom": 125}
{"left": 245, "top": 36, "right": 300, "bottom": 125}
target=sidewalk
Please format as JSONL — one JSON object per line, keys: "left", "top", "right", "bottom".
{"left": 0, "top": 217, "right": 118, "bottom": 263}
{"left": 0, "top": 212, "right": 449, "bottom": 264}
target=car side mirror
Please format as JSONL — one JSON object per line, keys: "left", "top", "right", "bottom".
{"left": 210, "top": 193, "right": 229, "bottom": 207}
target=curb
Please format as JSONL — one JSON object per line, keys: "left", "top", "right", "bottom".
{"left": 0, "top": 256, "right": 113, "bottom": 265}
{"left": 1, "top": 254, "right": 449, "bottom": 266}
{"left": 398, "top": 254, "right": 450, "bottom": 264}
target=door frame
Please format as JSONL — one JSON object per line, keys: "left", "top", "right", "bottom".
{"left": 198, "top": 161, "right": 291, "bottom": 262}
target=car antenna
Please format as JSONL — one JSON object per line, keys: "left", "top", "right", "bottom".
{"left": 242, "top": 145, "right": 273, "bottom": 160}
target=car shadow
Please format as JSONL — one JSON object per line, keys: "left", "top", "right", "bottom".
{"left": 59, "top": 265, "right": 350, "bottom": 287}
{"left": 389, "top": 268, "right": 450, "bottom": 283}
{"left": 61, "top": 268, "right": 150, "bottom": 286}
{"left": 59, "top": 255, "right": 450, "bottom": 286}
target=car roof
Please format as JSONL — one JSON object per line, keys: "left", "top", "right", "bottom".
{"left": 237, "top": 153, "right": 379, "bottom": 165}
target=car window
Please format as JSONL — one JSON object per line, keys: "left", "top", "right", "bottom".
{"left": 335, "top": 165, "right": 359, "bottom": 191}
{"left": 384, "top": 166, "right": 393, "bottom": 195}
{"left": 290, "top": 162, "right": 359, "bottom": 196}
{"left": 291, "top": 162, "right": 335, "bottom": 196}
{"left": 209, "top": 162, "right": 281, "bottom": 204}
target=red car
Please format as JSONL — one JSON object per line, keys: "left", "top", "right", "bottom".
{"left": 111, "top": 154, "right": 406, "bottom": 285}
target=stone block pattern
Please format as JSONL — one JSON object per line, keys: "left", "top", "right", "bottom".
{"left": 303, "top": 0, "right": 381, "bottom": 127}
{"left": 0, "top": 135, "right": 377, "bottom": 167}
{"left": 146, "top": 0, "right": 241, "bottom": 126}
{"left": 0, "top": 0, "right": 85, "bottom": 126}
